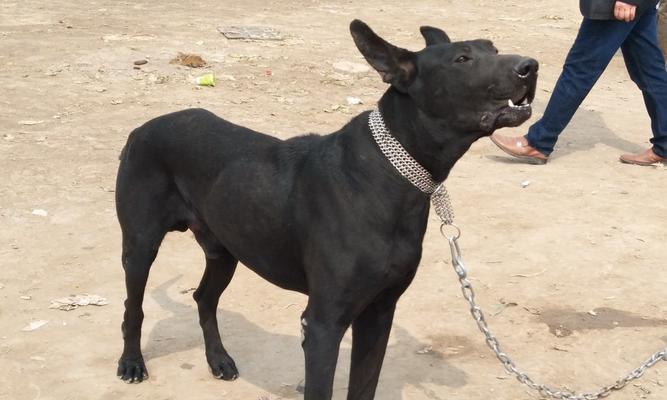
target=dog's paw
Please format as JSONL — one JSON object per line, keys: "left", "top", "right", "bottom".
{"left": 117, "top": 357, "right": 148, "bottom": 383}
{"left": 209, "top": 354, "right": 239, "bottom": 381}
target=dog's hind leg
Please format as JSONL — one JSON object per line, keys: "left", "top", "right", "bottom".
{"left": 191, "top": 237, "right": 239, "bottom": 381}
{"left": 116, "top": 148, "right": 189, "bottom": 383}
{"left": 117, "top": 223, "right": 168, "bottom": 383}
{"left": 346, "top": 300, "right": 397, "bottom": 400}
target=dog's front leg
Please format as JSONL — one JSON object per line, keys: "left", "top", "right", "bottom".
{"left": 301, "top": 306, "right": 348, "bottom": 400}
{"left": 346, "top": 301, "right": 397, "bottom": 400}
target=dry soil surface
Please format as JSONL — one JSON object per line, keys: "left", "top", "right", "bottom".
{"left": 1, "top": 1, "right": 666, "bottom": 399}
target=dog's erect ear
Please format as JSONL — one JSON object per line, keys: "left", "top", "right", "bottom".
{"left": 419, "top": 26, "right": 451, "bottom": 46}
{"left": 350, "top": 19, "right": 417, "bottom": 92}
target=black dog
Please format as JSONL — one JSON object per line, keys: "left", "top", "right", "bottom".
{"left": 115, "top": 20, "right": 537, "bottom": 399}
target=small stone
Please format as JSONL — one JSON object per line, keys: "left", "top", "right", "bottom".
{"left": 133, "top": 59, "right": 148, "bottom": 66}
{"left": 19, "top": 295, "right": 31, "bottom": 300}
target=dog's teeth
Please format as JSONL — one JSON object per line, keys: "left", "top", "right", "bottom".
{"left": 508, "top": 99, "right": 515, "bottom": 108}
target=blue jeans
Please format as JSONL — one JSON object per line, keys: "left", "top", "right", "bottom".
{"left": 525, "top": 7, "right": 667, "bottom": 158}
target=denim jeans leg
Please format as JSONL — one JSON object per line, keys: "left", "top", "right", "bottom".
{"left": 621, "top": 7, "right": 667, "bottom": 158}
{"left": 525, "top": 18, "right": 636, "bottom": 156}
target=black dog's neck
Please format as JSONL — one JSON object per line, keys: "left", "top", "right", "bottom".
{"left": 378, "top": 89, "right": 480, "bottom": 183}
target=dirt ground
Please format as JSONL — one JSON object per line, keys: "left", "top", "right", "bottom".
{"left": 1, "top": 1, "right": 666, "bottom": 399}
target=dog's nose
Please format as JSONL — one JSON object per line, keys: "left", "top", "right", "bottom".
{"left": 513, "top": 58, "right": 539, "bottom": 78}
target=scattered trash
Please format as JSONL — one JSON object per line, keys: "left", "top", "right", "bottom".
{"left": 587, "top": 310, "right": 598, "bottom": 317}
{"left": 218, "top": 26, "right": 283, "bottom": 41}
{"left": 148, "top": 74, "right": 169, "bottom": 84}
{"left": 170, "top": 52, "right": 206, "bottom": 68}
{"left": 416, "top": 346, "right": 433, "bottom": 355}
{"left": 511, "top": 269, "right": 547, "bottom": 278}
{"left": 111, "top": 99, "right": 123, "bottom": 105}
{"left": 552, "top": 345, "right": 569, "bottom": 352}
{"left": 346, "top": 96, "right": 363, "bottom": 105}
{"left": 179, "top": 287, "right": 197, "bottom": 294}
{"left": 194, "top": 73, "right": 216, "bottom": 87}
{"left": 22, "top": 320, "right": 48, "bottom": 332}
{"left": 543, "top": 15, "right": 565, "bottom": 20}
{"left": 19, "top": 295, "right": 31, "bottom": 300}
{"left": 18, "top": 120, "right": 44, "bottom": 126}
{"left": 333, "top": 61, "right": 370, "bottom": 75}
{"left": 491, "top": 300, "right": 518, "bottom": 316}
{"left": 133, "top": 59, "right": 148, "bottom": 66}
{"left": 523, "top": 306, "right": 542, "bottom": 315}
{"left": 521, "top": 180, "right": 531, "bottom": 188}
{"left": 30, "top": 356, "right": 46, "bottom": 361}
{"left": 49, "top": 294, "right": 108, "bottom": 311}
{"left": 31, "top": 209, "right": 48, "bottom": 217}
{"left": 45, "top": 63, "right": 70, "bottom": 76}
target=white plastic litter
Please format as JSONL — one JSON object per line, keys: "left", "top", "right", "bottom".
{"left": 22, "top": 320, "right": 48, "bottom": 332}
{"left": 31, "top": 209, "right": 48, "bottom": 217}
{"left": 49, "top": 294, "right": 108, "bottom": 311}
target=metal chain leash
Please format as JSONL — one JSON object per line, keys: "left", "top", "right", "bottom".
{"left": 368, "top": 108, "right": 667, "bottom": 400}
{"left": 445, "top": 231, "right": 667, "bottom": 400}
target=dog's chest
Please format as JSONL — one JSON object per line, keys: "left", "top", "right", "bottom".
{"left": 376, "top": 200, "right": 430, "bottom": 284}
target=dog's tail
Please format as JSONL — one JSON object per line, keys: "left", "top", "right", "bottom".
{"left": 118, "top": 143, "right": 128, "bottom": 161}
{"left": 118, "top": 127, "right": 141, "bottom": 161}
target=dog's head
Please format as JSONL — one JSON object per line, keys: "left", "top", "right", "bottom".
{"left": 350, "top": 20, "right": 538, "bottom": 135}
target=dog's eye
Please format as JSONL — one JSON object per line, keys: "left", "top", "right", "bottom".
{"left": 455, "top": 55, "right": 471, "bottom": 63}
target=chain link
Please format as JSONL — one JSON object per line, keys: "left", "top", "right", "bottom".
{"left": 367, "top": 109, "right": 667, "bottom": 399}
{"left": 446, "top": 232, "right": 667, "bottom": 400}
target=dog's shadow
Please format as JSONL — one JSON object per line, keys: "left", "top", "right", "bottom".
{"left": 144, "top": 276, "right": 468, "bottom": 399}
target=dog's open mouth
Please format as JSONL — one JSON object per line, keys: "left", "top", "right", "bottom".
{"left": 492, "top": 80, "right": 537, "bottom": 129}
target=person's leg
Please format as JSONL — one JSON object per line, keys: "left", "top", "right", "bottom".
{"left": 658, "top": 2, "right": 667, "bottom": 60}
{"left": 524, "top": 18, "right": 638, "bottom": 156}
{"left": 619, "top": 6, "right": 667, "bottom": 163}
